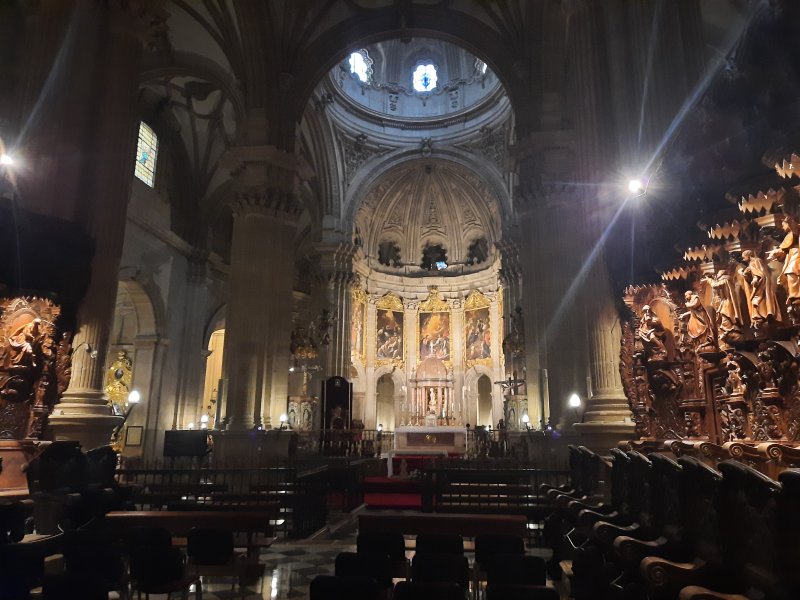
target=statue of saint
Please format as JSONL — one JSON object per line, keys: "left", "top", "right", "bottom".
{"left": 682, "top": 290, "right": 716, "bottom": 351}
{"left": 725, "top": 360, "right": 746, "bottom": 399}
{"left": 768, "top": 215, "right": 800, "bottom": 321}
{"left": 703, "top": 270, "right": 743, "bottom": 346}
{"left": 739, "top": 250, "right": 779, "bottom": 330}
{"left": 637, "top": 305, "right": 668, "bottom": 360}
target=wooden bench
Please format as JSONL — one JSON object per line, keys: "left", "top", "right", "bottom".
{"left": 357, "top": 511, "right": 527, "bottom": 537}
{"left": 104, "top": 510, "right": 276, "bottom": 556}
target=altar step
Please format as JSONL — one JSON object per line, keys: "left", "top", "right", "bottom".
{"left": 363, "top": 476, "right": 422, "bottom": 510}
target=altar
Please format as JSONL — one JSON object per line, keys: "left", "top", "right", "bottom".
{"left": 394, "top": 426, "right": 467, "bottom": 454}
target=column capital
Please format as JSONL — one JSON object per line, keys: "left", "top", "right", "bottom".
{"left": 223, "top": 145, "right": 309, "bottom": 221}
{"left": 313, "top": 242, "right": 357, "bottom": 286}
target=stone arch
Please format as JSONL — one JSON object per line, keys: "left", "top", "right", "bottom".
{"left": 463, "top": 364, "right": 494, "bottom": 427}
{"left": 110, "top": 275, "right": 165, "bottom": 459}
{"left": 373, "top": 364, "right": 407, "bottom": 430}
{"left": 204, "top": 303, "right": 226, "bottom": 349}
{"left": 116, "top": 270, "right": 164, "bottom": 339}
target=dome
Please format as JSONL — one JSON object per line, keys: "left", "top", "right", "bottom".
{"left": 330, "top": 38, "right": 500, "bottom": 122}
{"left": 355, "top": 160, "right": 502, "bottom": 274}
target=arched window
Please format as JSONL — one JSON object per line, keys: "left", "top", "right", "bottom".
{"left": 412, "top": 63, "right": 438, "bottom": 92}
{"left": 348, "top": 50, "right": 372, "bottom": 83}
{"left": 134, "top": 121, "right": 158, "bottom": 187}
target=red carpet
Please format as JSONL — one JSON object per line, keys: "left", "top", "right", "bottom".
{"left": 364, "top": 476, "right": 422, "bottom": 509}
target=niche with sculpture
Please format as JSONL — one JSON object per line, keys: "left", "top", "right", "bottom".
{"left": 0, "top": 297, "right": 72, "bottom": 439}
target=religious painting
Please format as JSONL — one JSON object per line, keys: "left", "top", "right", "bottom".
{"left": 465, "top": 307, "right": 491, "bottom": 361}
{"left": 419, "top": 312, "right": 451, "bottom": 361}
{"left": 375, "top": 293, "right": 404, "bottom": 366}
{"left": 376, "top": 309, "right": 404, "bottom": 361}
{"left": 464, "top": 290, "right": 492, "bottom": 366}
{"left": 350, "top": 288, "right": 366, "bottom": 363}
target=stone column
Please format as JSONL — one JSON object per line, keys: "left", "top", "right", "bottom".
{"left": 48, "top": 3, "right": 154, "bottom": 449}
{"left": 216, "top": 147, "right": 301, "bottom": 438}
{"left": 565, "top": 0, "right": 634, "bottom": 451}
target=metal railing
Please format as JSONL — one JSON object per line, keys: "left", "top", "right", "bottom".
{"left": 114, "top": 458, "right": 328, "bottom": 538}
{"left": 295, "top": 428, "right": 395, "bottom": 457}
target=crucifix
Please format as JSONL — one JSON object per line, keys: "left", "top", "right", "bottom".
{"left": 494, "top": 374, "right": 525, "bottom": 395}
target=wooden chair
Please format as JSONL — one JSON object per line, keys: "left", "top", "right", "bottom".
{"left": 334, "top": 551, "right": 393, "bottom": 591}
{"left": 129, "top": 545, "right": 201, "bottom": 600}
{"left": 187, "top": 528, "right": 259, "bottom": 599}
{"left": 41, "top": 573, "right": 107, "bottom": 600}
{"left": 640, "top": 457, "right": 726, "bottom": 599}
{"left": 414, "top": 533, "right": 464, "bottom": 555}
{"left": 675, "top": 460, "right": 782, "bottom": 600}
{"left": 309, "top": 575, "right": 381, "bottom": 600}
{"left": 393, "top": 580, "right": 463, "bottom": 600}
{"left": 486, "top": 584, "right": 560, "bottom": 600}
{"left": 411, "top": 553, "right": 470, "bottom": 592}
{"left": 357, "top": 531, "right": 408, "bottom": 578}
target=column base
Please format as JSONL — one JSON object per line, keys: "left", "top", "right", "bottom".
{"left": 573, "top": 421, "right": 636, "bottom": 456}
{"left": 573, "top": 392, "right": 635, "bottom": 455}
{"left": 49, "top": 389, "right": 123, "bottom": 450}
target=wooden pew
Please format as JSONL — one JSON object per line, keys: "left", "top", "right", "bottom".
{"left": 358, "top": 512, "right": 526, "bottom": 537}
{"left": 104, "top": 510, "right": 276, "bottom": 557}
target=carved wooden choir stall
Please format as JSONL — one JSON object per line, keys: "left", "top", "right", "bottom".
{"left": 620, "top": 150, "right": 800, "bottom": 459}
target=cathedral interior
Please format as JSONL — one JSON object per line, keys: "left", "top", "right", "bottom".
{"left": 2, "top": 1, "right": 800, "bottom": 599}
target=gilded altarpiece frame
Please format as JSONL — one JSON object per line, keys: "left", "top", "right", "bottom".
{"left": 375, "top": 293, "right": 404, "bottom": 368}
{"left": 464, "top": 290, "right": 492, "bottom": 368}
{"left": 418, "top": 289, "right": 452, "bottom": 367}
{"left": 351, "top": 287, "right": 367, "bottom": 365}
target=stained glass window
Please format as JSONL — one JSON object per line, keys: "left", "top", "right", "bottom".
{"left": 134, "top": 121, "right": 158, "bottom": 187}
{"left": 413, "top": 64, "right": 438, "bottom": 92}
{"left": 348, "top": 50, "right": 371, "bottom": 83}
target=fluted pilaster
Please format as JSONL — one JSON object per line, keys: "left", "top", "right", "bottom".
{"left": 313, "top": 242, "right": 357, "bottom": 379}
{"left": 49, "top": 3, "right": 153, "bottom": 448}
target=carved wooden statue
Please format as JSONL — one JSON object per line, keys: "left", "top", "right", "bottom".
{"left": 0, "top": 297, "right": 70, "bottom": 439}
{"left": 768, "top": 215, "right": 800, "bottom": 323}
{"left": 739, "top": 249, "right": 779, "bottom": 333}
{"left": 637, "top": 305, "right": 668, "bottom": 361}
{"left": 681, "top": 290, "right": 716, "bottom": 352}
{"left": 702, "top": 269, "right": 743, "bottom": 347}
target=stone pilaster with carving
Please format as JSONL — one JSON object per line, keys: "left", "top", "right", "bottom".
{"left": 173, "top": 254, "right": 215, "bottom": 430}
{"left": 312, "top": 242, "right": 357, "bottom": 380}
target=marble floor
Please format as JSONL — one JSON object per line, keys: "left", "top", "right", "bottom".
{"left": 193, "top": 534, "right": 568, "bottom": 600}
